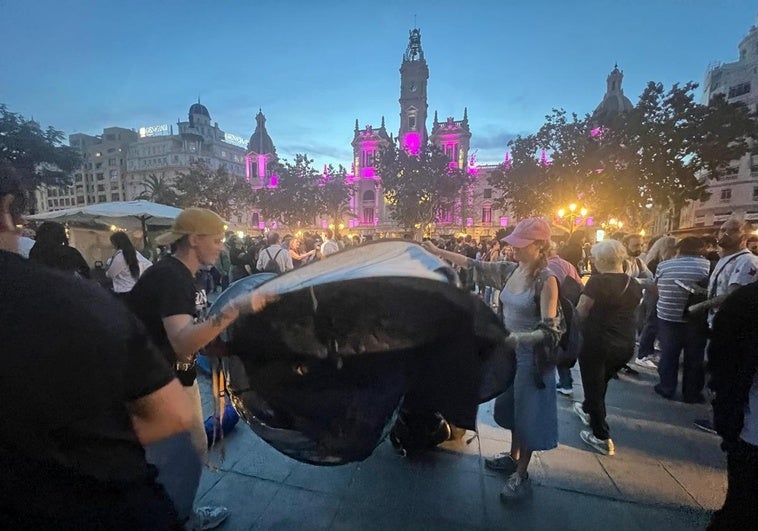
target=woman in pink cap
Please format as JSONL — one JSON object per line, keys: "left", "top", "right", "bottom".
{"left": 423, "top": 218, "right": 561, "bottom": 502}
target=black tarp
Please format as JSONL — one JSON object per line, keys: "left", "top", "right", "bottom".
{"left": 209, "top": 241, "right": 514, "bottom": 465}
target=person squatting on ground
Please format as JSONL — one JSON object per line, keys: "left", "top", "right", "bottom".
{"left": 128, "top": 207, "right": 275, "bottom": 529}
{"left": 423, "top": 218, "right": 562, "bottom": 502}
{"left": 651, "top": 237, "right": 711, "bottom": 403}
{"left": 0, "top": 177, "right": 195, "bottom": 530}
{"left": 573, "top": 239, "right": 642, "bottom": 456}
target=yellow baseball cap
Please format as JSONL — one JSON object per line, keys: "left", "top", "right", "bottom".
{"left": 155, "top": 207, "right": 225, "bottom": 245}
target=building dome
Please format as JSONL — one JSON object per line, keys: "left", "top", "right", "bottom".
{"left": 593, "top": 65, "right": 634, "bottom": 124}
{"left": 189, "top": 102, "right": 210, "bottom": 119}
{"left": 247, "top": 110, "right": 276, "bottom": 155}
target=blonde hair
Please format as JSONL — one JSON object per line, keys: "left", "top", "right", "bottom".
{"left": 591, "top": 239, "right": 627, "bottom": 272}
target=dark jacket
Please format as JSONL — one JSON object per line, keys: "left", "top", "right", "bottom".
{"left": 708, "top": 281, "right": 758, "bottom": 450}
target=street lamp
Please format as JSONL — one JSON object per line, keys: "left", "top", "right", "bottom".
{"left": 556, "top": 204, "right": 589, "bottom": 235}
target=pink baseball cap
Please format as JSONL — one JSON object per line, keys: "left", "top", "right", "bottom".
{"left": 502, "top": 218, "right": 552, "bottom": 248}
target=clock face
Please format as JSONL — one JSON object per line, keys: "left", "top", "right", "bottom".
{"left": 410, "top": 81, "right": 417, "bottom": 92}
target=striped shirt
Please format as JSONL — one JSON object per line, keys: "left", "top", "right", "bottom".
{"left": 655, "top": 256, "right": 711, "bottom": 323}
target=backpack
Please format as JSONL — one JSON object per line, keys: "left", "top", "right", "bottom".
{"left": 261, "top": 248, "right": 283, "bottom": 274}
{"left": 389, "top": 409, "right": 452, "bottom": 457}
{"left": 530, "top": 270, "right": 582, "bottom": 373}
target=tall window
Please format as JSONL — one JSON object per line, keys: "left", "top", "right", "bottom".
{"left": 720, "top": 188, "right": 732, "bottom": 202}
{"left": 753, "top": 186, "right": 758, "bottom": 201}
{"left": 362, "top": 150, "right": 374, "bottom": 167}
{"left": 363, "top": 208, "right": 374, "bottom": 224}
{"left": 408, "top": 116, "right": 416, "bottom": 130}
{"left": 482, "top": 206, "right": 492, "bottom": 224}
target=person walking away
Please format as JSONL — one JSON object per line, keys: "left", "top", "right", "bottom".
{"left": 129, "top": 207, "right": 275, "bottom": 529}
{"left": 257, "top": 232, "right": 294, "bottom": 273}
{"left": 573, "top": 240, "right": 642, "bottom": 456}
{"left": 689, "top": 219, "right": 758, "bottom": 433}
{"left": 546, "top": 240, "right": 583, "bottom": 395}
{"left": 107, "top": 231, "right": 153, "bottom": 297}
{"left": 635, "top": 236, "right": 677, "bottom": 369}
{"left": 423, "top": 218, "right": 561, "bottom": 502}
{"left": 29, "top": 221, "right": 90, "bottom": 278}
{"left": 651, "top": 237, "right": 711, "bottom": 402}
{"left": 0, "top": 176, "right": 195, "bottom": 530}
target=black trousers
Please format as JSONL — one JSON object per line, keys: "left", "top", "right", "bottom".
{"left": 708, "top": 439, "right": 758, "bottom": 530}
{"left": 578, "top": 344, "right": 628, "bottom": 440}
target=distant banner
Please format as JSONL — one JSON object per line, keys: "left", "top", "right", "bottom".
{"left": 138, "top": 124, "right": 169, "bottom": 138}
{"left": 224, "top": 133, "right": 248, "bottom": 148}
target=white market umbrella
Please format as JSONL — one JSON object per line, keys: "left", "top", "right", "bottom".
{"left": 27, "top": 200, "right": 183, "bottom": 251}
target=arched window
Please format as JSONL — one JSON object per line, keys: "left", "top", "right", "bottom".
{"left": 362, "top": 190, "right": 375, "bottom": 202}
{"left": 251, "top": 212, "right": 260, "bottom": 226}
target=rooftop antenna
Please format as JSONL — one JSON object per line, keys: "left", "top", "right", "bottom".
{"left": 414, "top": 13, "right": 417, "bottom": 28}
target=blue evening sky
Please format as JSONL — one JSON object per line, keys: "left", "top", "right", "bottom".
{"left": 1, "top": 0, "right": 756, "bottom": 167}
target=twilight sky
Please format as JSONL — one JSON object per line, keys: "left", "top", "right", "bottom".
{"left": 1, "top": 0, "right": 756, "bottom": 167}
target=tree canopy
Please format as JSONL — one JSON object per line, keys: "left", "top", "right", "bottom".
{"left": 0, "top": 104, "right": 81, "bottom": 206}
{"left": 136, "top": 173, "right": 180, "bottom": 206}
{"left": 174, "top": 162, "right": 254, "bottom": 221}
{"left": 376, "top": 141, "right": 471, "bottom": 232}
{"left": 489, "top": 82, "right": 758, "bottom": 227}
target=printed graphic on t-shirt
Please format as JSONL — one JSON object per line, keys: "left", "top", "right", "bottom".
{"left": 194, "top": 288, "right": 208, "bottom": 324}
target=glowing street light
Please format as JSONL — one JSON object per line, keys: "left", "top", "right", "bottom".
{"left": 556, "top": 204, "right": 590, "bottom": 235}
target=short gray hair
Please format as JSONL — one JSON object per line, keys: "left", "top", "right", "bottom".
{"left": 591, "top": 239, "right": 627, "bottom": 270}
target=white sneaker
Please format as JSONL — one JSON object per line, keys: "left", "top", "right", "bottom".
{"left": 189, "top": 506, "right": 230, "bottom": 531}
{"left": 580, "top": 430, "right": 615, "bottom": 456}
{"left": 573, "top": 402, "right": 590, "bottom": 426}
{"left": 634, "top": 357, "right": 657, "bottom": 369}
{"left": 500, "top": 472, "right": 531, "bottom": 502}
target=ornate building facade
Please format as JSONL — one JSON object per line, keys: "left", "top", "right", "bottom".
{"left": 347, "top": 28, "right": 506, "bottom": 238}
{"left": 679, "top": 24, "right": 758, "bottom": 233}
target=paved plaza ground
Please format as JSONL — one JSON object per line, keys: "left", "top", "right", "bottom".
{"left": 194, "top": 360, "right": 724, "bottom": 530}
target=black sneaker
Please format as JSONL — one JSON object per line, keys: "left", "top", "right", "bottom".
{"left": 694, "top": 418, "right": 717, "bottom": 435}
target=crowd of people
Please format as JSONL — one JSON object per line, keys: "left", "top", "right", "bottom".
{"left": 2, "top": 172, "right": 758, "bottom": 528}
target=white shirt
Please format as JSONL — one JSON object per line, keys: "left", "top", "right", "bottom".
{"left": 256, "top": 244, "right": 294, "bottom": 272}
{"left": 16, "top": 236, "right": 35, "bottom": 259}
{"left": 106, "top": 250, "right": 153, "bottom": 293}
{"left": 320, "top": 239, "right": 340, "bottom": 257}
{"left": 708, "top": 250, "right": 758, "bottom": 327}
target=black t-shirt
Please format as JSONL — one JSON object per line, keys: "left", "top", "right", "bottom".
{"left": 29, "top": 243, "right": 91, "bottom": 278}
{"left": 582, "top": 273, "right": 643, "bottom": 353}
{"left": 0, "top": 249, "right": 174, "bottom": 484}
{"left": 129, "top": 256, "right": 208, "bottom": 386}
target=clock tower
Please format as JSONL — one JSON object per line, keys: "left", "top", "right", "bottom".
{"left": 398, "top": 28, "right": 429, "bottom": 153}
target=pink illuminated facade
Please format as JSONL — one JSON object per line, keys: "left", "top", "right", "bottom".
{"left": 346, "top": 27, "right": 509, "bottom": 237}
{"left": 245, "top": 109, "right": 278, "bottom": 189}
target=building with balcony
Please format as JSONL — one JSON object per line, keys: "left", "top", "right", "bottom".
{"left": 679, "top": 24, "right": 758, "bottom": 233}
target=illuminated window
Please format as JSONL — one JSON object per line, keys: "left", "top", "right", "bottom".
{"left": 482, "top": 206, "right": 492, "bottom": 224}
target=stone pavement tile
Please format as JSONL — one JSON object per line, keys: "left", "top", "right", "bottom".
{"left": 340, "top": 447, "right": 418, "bottom": 511}
{"left": 659, "top": 460, "right": 726, "bottom": 511}
{"left": 284, "top": 461, "right": 358, "bottom": 495}
{"left": 197, "top": 467, "right": 225, "bottom": 500}
{"left": 410, "top": 469, "right": 489, "bottom": 528}
{"left": 483, "top": 472, "right": 709, "bottom": 531}
{"left": 532, "top": 445, "right": 621, "bottom": 499}
{"left": 600, "top": 457, "right": 697, "bottom": 508}
{"left": 226, "top": 430, "right": 298, "bottom": 483}
{"left": 196, "top": 471, "right": 281, "bottom": 531}
{"left": 251, "top": 485, "right": 341, "bottom": 531}
{"left": 330, "top": 502, "right": 481, "bottom": 531}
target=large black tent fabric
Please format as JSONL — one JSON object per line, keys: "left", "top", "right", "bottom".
{"left": 209, "top": 241, "right": 514, "bottom": 465}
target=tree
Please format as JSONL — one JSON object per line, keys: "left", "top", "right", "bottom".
{"left": 174, "top": 162, "right": 254, "bottom": 221}
{"left": 0, "top": 103, "right": 81, "bottom": 208}
{"left": 136, "top": 173, "right": 179, "bottom": 206}
{"left": 376, "top": 141, "right": 471, "bottom": 233}
{"left": 320, "top": 164, "right": 356, "bottom": 229}
{"left": 252, "top": 154, "right": 324, "bottom": 228}
{"left": 489, "top": 83, "right": 758, "bottom": 226}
